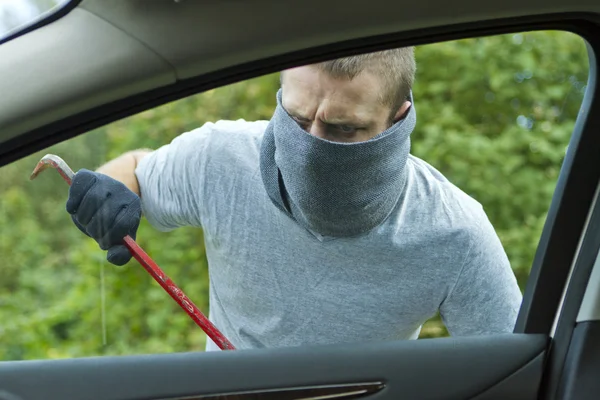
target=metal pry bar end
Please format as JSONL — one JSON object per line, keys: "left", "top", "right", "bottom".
{"left": 30, "top": 154, "right": 75, "bottom": 184}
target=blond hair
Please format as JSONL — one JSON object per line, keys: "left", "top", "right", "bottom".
{"left": 315, "top": 47, "right": 416, "bottom": 110}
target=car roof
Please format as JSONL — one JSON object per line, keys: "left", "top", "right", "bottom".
{"left": 0, "top": 0, "right": 597, "bottom": 165}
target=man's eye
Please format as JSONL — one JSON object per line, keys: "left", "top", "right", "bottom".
{"left": 337, "top": 125, "right": 357, "bottom": 133}
{"left": 293, "top": 116, "right": 309, "bottom": 126}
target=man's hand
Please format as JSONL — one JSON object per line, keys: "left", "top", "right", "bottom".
{"left": 66, "top": 169, "right": 142, "bottom": 266}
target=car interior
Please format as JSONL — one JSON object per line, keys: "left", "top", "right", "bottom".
{"left": 1, "top": 1, "right": 600, "bottom": 399}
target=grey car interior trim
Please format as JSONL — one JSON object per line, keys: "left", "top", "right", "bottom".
{"left": 555, "top": 321, "right": 600, "bottom": 400}
{"left": 1, "top": 0, "right": 600, "bottom": 145}
{"left": 0, "top": 6, "right": 175, "bottom": 142}
{"left": 468, "top": 352, "right": 545, "bottom": 400}
{"left": 576, "top": 237, "right": 600, "bottom": 322}
{"left": 552, "top": 178, "right": 600, "bottom": 332}
{"left": 155, "top": 382, "right": 385, "bottom": 400}
{"left": 0, "top": 334, "right": 546, "bottom": 400}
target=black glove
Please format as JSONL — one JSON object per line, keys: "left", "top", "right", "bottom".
{"left": 66, "top": 169, "right": 142, "bottom": 266}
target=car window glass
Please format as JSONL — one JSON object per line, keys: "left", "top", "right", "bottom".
{"left": 0, "top": 30, "right": 589, "bottom": 359}
{"left": 0, "top": 0, "right": 71, "bottom": 42}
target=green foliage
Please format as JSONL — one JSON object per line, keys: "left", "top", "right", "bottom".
{"left": 0, "top": 31, "right": 588, "bottom": 356}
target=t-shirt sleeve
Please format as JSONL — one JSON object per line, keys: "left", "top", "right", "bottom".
{"left": 439, "top": 215, "right": 523, "bottom": 336}
{"left": 134, "top": 123, "right": 215, "bottom": 232}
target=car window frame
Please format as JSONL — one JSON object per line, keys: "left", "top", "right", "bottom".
{"left": 0, "top": 0, "right": 81, "bottom": 46}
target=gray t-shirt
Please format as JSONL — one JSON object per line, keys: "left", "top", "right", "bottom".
{"left": 135, "top": 119, "right": 523, "bottom": 351}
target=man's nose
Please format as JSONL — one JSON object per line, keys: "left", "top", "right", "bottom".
{"left": 308, "top": 124, "right": 327, "bottom": 140}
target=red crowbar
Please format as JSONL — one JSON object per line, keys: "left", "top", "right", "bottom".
{"left": 30, "top": 154, "right": 235, "bottom": 350}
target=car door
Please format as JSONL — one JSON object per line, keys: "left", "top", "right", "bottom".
{"left": 0, "top": 1, "right": 599, "bottom": 400}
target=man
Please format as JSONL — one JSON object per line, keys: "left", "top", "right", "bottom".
{"left": 66, "top": 47, "right": 522, "bottom": 351}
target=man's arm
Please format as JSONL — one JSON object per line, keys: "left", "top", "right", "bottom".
{"left": 95, "top": 149, "right": 153, "bottom": 196}
{"left": 439, "top": 216, "right": 523, "bottom": 336}
{"left": 130, "top": 125, "right": 218, "bottom": 232}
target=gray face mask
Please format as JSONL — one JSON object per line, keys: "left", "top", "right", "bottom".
{"left": 260, "top": 89, "right": 416, "bottom": 238}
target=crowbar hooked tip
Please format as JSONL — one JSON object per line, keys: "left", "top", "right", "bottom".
{"left": 29, "top": 154, "right": 75, "bottom": 182}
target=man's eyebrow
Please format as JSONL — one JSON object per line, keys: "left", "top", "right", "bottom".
{"left": 321, "top": 116, "right": 369, "bottom": 127}
{"left": 281, "top": 103, "right": 309, "bottom": 120}
{"left": 286, "top": 107, "right": 368, "bottom": 126}
{"left": 288, "top": 112, "right": 311, "bottom": 122}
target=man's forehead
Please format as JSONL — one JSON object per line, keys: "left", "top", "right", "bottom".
{"left": 283, "top": 92, "right": 373, "bottom": 126}
{"left": 282, "top": 67, "right": 384, "bottom": 124}
{"left": 282, "top": 66, "right": 382, "bottom": 97}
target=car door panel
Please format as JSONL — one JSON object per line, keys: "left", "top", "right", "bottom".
{"left": 555, "top": 321, "right": 600, "bottom": 400}
{"left": 0, "top": 334, "right": 546, "bottom": 400}
{"left": 469, "top": 352, "right": 545, "bottom": 400}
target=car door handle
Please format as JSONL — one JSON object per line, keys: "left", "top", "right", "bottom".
{"left": 157, "top": 382, "right": 385, "bottom": 399}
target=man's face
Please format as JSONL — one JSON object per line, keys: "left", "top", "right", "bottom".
{"left": 281, "top": 66, "right": 411, "bottom": 143}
